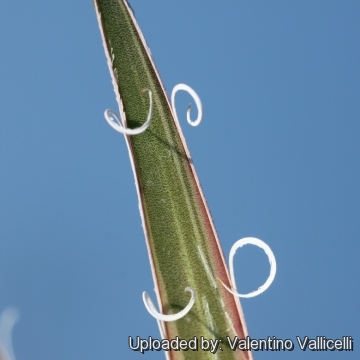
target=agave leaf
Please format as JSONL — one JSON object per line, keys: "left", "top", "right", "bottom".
{"left": 93, "top": 1, "right": 252, "bottom": 359}
{"left": 0, "top": 308, "right": 19, "bottom": 360}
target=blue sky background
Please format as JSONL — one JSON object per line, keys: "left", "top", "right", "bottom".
{"left": 0, "top": 1, "right": 359, "bottom": 359}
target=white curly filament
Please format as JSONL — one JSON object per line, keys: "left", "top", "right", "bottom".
{"left": 143, "top": 287, "right": 196, "bottom": 322}
{"left": 104, "top": 88, "right": 153, "bottom": 135}
{"left": 171, "top": 84, "right": 202, "bottom": 126}
{"left": 224, "top": 237, "right": 277, "bottom": 298}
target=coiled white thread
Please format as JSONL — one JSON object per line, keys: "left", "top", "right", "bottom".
{"left": 104, "top": 84, "right": 202, "bottom": 135}
{"left": 171, "top": 83, "right": 202, "bottom": 126}
{"left": 104, "top": 88, "right": 153, "bottom": 135}
{"left": 223, "top": 237, "right": 277, "bottom": 298}
{"left": 143, "top": 287, "right": 196, "bottom": 322}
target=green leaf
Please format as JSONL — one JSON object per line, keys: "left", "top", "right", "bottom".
{"left": 93, "top": 1, "right": 252, "bottom": 359}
